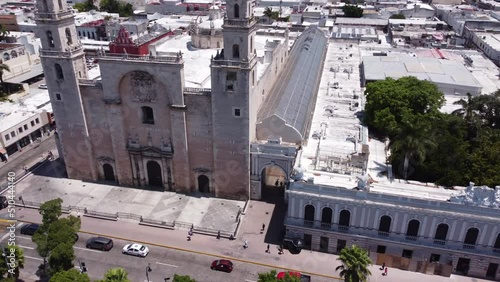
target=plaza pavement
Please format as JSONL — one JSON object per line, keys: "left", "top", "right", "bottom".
{"left": 13, "top": 157, "right": 245, "bottom": 234}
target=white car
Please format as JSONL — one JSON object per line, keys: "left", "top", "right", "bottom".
{"left": 38, "top": 84, "right": 48, "bottom": 89}
{"left": 122, "top": 243, "right": 149, "bottom": 257}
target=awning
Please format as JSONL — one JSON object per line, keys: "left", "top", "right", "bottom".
{"left": 5, "top": 63, "right": 44, "bottom": 84}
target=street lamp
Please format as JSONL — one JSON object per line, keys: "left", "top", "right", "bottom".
{"left": 146, "top": 263, "right": 152, "bottom": 282}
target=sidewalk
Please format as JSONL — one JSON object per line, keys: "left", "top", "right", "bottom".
{"left": 15, "top": 205, "right": 488, "bottom": 282}
{"left": 0, "top": 132, "right": 55, "bottom": 170}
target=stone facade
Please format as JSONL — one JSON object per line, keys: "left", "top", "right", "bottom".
{"left": 37, "top": 0, "right": 296, "bottom": 200}
{"left": 285, "top": 181, "right": 500, "bottom": 280}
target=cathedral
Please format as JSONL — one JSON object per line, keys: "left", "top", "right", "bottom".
{"left": 36, "top": 0, "right": 328, "bottom": 200}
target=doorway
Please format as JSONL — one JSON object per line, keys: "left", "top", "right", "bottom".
{"left": 260, "top": 165, "right": 286, "bottom": 202}
{"left": 198, "top": 175, "right": 210, "bottom": 193}
{"left": 103, "top": 164, "right": 115, "bottom": 181}
{"left": 336, "top": 239, "right": 346, "bottom": 253}
{"left": 456, "top": 258, "right": 470, "bottom": 275}
{"left": 486, "top": 263, "right": 498, "bottom": 279}
{"left": 147, "top": 161, "right": 163, "bottom": 187}
{"left": 319, "top": 237, "right": 329, "bottom": 253}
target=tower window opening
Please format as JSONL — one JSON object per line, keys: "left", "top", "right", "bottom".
{"left": 46, "top": 31, "right": 54, "bottom": 47}
{"left": 54, "top": 64, "right": 64, "bottom": 80}
{"left": 141, "top": 106, "right": 155, "bottom": 124}
{"left": 234, "top": 4, "right": 240, "bottom": 18}
{"left": 232, "top": 44, "right": 240, "bottom": 59}
{"left": 65, "top": 28, "right": 72, "bottom": 45}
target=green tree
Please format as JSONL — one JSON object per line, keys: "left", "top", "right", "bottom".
{"left": 364, "top": 77, "right": 445, "bottom": 138}
{"left": 389, "top": 13, "right": 405, "bottom": 19}
{"left": 257, "top": 270, "right": 301, "bottom": 282}
{"left": 48, "top": 243, "right": 75, "bottom": 274}
{"left": 342, "top": 5, "right": 363, "bottom": 18}
{"left": 335, "top": 245, "right": 372, "bottom": 282}
{"left": 49, "top": 269, "right": 90, "bottom": 282}
{"left": 0, "top": 245, "right": 24, "bottom": 279}
{"left": 0, "top": 24, "right": 9, "bottom": 41}
{"left": 99, "top": 0, "right": 133, "bottom": 17}
{"left": 172, "top": 274, "right": 197, "bottom": 282}
{"left": 96, "top": 267, "right": 130, "bottom": 282}
{"left": 73, "top": 0, "right": 97, "bottom": 12}
{"left": 39, "top": 198, "right": 63, "bottom": 227}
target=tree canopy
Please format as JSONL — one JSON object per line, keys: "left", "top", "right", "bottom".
{"left": 257, "top": 270, "right": 301, "bottom": 282}
{"left": 389, "top": 13, "right": 405, "bottom": 19}
{"left": 0, "top": 245, "right": 24, "bottom": 279}
{"left": 342, "top": 5, "right": 363, "bottom": 18}
{"left": 172, "top": 274, "right": 197, "bottom": 282}
{"left": 96, "top": 267, "right": 130, "bottom": 282}
{"left": 32, "top": 198, "right": 81, "bottom": 277}
{"left": 49, "top": 268, "right": 90, "bottom": 282}
{"left": 99, "top": 0, "right": 133, "bottom": 17}
{"left": 335, "top": 245, "right": 372, "bottom": 282}
{"left": 72, "top": 0, "right": 97, "bottom": 12}
{"left": 364, "top": 77, "right": 500, "bottom": 186}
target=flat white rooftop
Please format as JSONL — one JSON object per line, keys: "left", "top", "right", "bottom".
{"left": 0, "top": 91, "right": 51, "bottom": 132}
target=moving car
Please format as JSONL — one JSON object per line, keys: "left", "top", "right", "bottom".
{"left": 86, "top": 237, "right": 113, "bottom": 251}
{"left": 210, "top": 259, "right": 233, "bottom": 273}
{"left": 38, "top": 84, "right": 48, "bottom": 89}
{"left": 122, "top": 243, "right": 149, "bottom": 257}
{"left": 20, "top": 223, "right": 39, "bottom": 235}
{"left": 277, "top": 271, "right": 311, "bottom": 282}
{"left": 282, "top": 238, "right": 304, "bottom": 254}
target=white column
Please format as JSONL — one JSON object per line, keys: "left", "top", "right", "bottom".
{"left": 333, "top": 204, "right": 339, "bottom": 224}
{"left": 316, "top": 200, "right": 321, "bottom": 221}
{"left": 400, "top": 214, "right": 408, "bottom": 234}
{"left": 391, "top": 212, "right": 399, "bottom": 233}
{"left": 298, "top": 199, "right": 304, "bottom": 218}
{"left": 458, "top": 223, "right": 467, "bottom": 243}
{"left": 488, "top": 226, "right": 498, "bottom": 247}
{"left": 352, "top": 206, "right": 357, "bottom": 226}
{"left": 479, "top": 224, "right": 488, "bottom": 246}
{"left": 360, "top": 208, "right": 366, "bottom": 229}
{"left": 290, "top": 197, "right": 296, "bottom": 218}
{"left": 428, "top": 217, "right": 437, "bottom": 238}
{"left": 373, "top": 210, "right": 380, "bottom": 229}
{"left": 420, "top": 216, "right": 428, "bottom": 237}
{"left": 450, "top": 220, "right": 458, "bottom": 241}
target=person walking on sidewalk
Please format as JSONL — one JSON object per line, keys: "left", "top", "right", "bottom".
{"left": 266, "top": 244, "right": 270, "bottom": 253}
{"left": 384, "top": 267, "right": 388, "bottom": 276}
{"left": 243, "top": 240, "right": 248, "bottom": 249}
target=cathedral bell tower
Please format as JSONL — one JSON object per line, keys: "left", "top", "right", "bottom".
{"left": 210, "top": 0, "right": 257, "bottom": 200}
{"left": 36, "top": 0, "right": 95, "bottom": 180}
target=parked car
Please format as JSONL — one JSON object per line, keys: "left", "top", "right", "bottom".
{"left": 122, "top": 243, "right": 149, "bottom": 257}
{"left": 20, "top": 223, "right": 39, "bottom": 236}
{"left": 86, "top": 237, "right": 113, "bottom": 251}
{"left": 282, "top": 238, "right": 304, "bottom": 254}
{"left": 38, "top": 84, "right": 48, "bottom": 89}
{"left": 210, "top": 259, "right": 233, "bottom": 273}
{"left": 277, "top": 271, "right": 311, "bottom": 282}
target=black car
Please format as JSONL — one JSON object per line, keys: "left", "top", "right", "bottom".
{"left": 20, "top": 223, "right": 39, "bottom": 235}
{"left": 282, "top": 238, "right": 304, "bottom": 254}
{"left": 86, "top": 237, "right": 113, "bottom": 251}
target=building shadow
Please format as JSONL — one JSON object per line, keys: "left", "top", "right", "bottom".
{"left": 262, "top": 185, "right": 287, "bottom": 246}
{"left": 30, "top": 158, "right": 67, "bottom": 178}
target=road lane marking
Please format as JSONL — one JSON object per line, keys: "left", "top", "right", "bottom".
{"left": 25, "top": 256, "right": 43, "bottom": 261}
{"left": 0, "top": 221, "right": 23, "bottom": 242}
{"left": 0, "top": 219, "right": 16, "bottom": 223}
{"left": 74, "top": 246, "right": 102, "bottom": 253}
{"left": 17, "top": 236, "right": 32, "bottom": 240}
{"left": 19, "top": 219, "right": 342, "bottom": 280}
{"left": 245, "top": 280, "right": 257, "bottom": 282}
{"left": 19, "top": 245, "right": 34, "bottom": 250}
{"left": 156, "top": 262, "right": 178, "bottom": 268}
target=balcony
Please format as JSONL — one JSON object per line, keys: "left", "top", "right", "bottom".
{"left": 98, "top": 53, "right": 182, "bottom": 64}
{"left": 284, "top": 217, "right": 500, "bottom": 257}
{"left": 40, "top": 46, "right": 83, "bottom": 58}
{"left": 433, "top": 239, "right": 446, "bottom": 246}
{"left": 36, "top": 9, "right": 73, "bottom": 21}
{"left": 223, "top": 17, "right": 255, "bottom": 27}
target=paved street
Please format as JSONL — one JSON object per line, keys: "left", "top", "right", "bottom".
{"left": 9, "top": 207, "right": 490, "bottom": 282}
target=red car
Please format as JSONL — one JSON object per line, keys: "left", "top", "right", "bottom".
{"left": 211, "top": 259, "right": 233, "bottom": 273}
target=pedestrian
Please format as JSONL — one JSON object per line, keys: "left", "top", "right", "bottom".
{"left": 217, "top": 230, "right": 220, "bottom": 239}
{"left": 384, "top": 267, "right": 388, "bottom": 276}
{"left": 229, "top": 234, "right": 234, "bottom": 241}
{"left": 262, "top": 223, "right": 265, "bottom": 231}
{"left": 275, "top": 179, "right": 279, "bottom": 187}
{"left": 244, "top": 240, "right": 248, "bottom": 249}
{"left": 266, "top": 244, "right": 270, "bottom": 253}
{"left": 280, "top": 181, "right": 283, "bottom": 187}
{"left": 23, "top": 165, "right": 28, "bottom": 172}
{"left": 278, "top": 245, "right": 284, "bottom": 255}
{"left": 381, "top": 262, "right": 385, "bottom": 270}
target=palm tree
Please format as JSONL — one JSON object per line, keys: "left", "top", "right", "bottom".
{"left": 263, "top": 7, "right": 273, "bottom": 23}
{"left": 452, "top": 93, "right": 475, "bottom": 122}
{"left": 3, "top": 245, "right": 25, "bottom": 279}
{"left": 0, "top": 24, "right": 9, "bottom": 41}
{"left": 335, "top": 245, "right": 372, "bottom": 282}
{"left": 0, "top": 63, "right": 10, "bottom": 94}
{"left": 101, "top": 267, "right": 130, "bottom": 282}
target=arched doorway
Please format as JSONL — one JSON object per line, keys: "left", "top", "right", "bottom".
{"left": 103, "top": 164, "right": 115, "bottom": 181}
{"left": 198, "top": 175, "right": 210, "bottom": 193}
{"left": 260, "top": 165, "right": 287, "bottom": 202}
{"left": 464, "top": 227, "right": 479, "bottom": 245}
{"left": 378, "top": 215, "right": 392, "bottom": 234}
{"left": 338, "top": 210, "right": 350, "bottom": 231}
{"left": 147, "top": 161, "right": 162, "bottom": 187}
